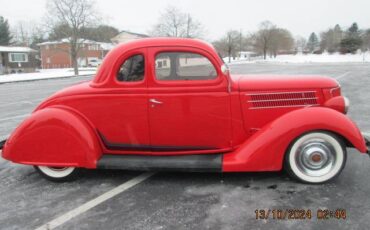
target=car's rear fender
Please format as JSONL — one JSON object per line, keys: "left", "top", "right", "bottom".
{"left": 223, "top": 107, "right": 367, "bottom": 172}
{"left": 2, "top": 106, "right": 102, "bottom": 168}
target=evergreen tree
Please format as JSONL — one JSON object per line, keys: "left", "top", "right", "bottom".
{"left": 0, "top": 16, "right": 12, "bottom": 45}
{"left": 340, "top": 22, "right": 362, "bottom": 53}
{"left": 348, "top": 23, "right": 359, "bottom": 35}
{"left": 307, "top": 32, "right": 319, "bottom": 52}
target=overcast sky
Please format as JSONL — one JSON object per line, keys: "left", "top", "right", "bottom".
{"left": 0, "top": 0, "right": 369, "bottom": 41}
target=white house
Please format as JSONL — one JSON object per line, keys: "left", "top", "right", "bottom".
{"left": 111, "top": 31, "right": 149, "bottom": 45}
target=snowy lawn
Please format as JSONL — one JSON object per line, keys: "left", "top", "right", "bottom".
{"left": 226, "top": 52, "right": 370, "bottom": 64}
{"left": 0, "top": 68, "right": 97, "bottom": 83}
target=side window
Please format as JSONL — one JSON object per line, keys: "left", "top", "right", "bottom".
{"left": 117, "top": 54, "right": 145, "bottom": 82}
{"left": 155, "top": 52, "right": 217, "bottom": 81}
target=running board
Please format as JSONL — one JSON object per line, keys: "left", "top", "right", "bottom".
{"left": 97, "top": 154, "right": 222, "bottom": 172}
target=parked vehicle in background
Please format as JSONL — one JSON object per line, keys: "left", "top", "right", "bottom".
{"left": 1, "top": 38, "right": 369, "bottom": 184}
{"left": 87, "top": 59, "right": 102, "bottom": 67}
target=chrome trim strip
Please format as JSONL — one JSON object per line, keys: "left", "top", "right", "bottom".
{"left": 246, "top": 91, "right": 316, "bottom": 96}
{"left": 149, "top": 99, "right": 163, "bottom": 104}
{"left": 249, "top": 104, "right": 320, "bottom": 110}
{"left": 248, "top": 97, "right": 318, "bottom": 103}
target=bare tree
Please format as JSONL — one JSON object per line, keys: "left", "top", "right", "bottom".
{"left": 251, "top": 21, "right": 276, "bottom": 59}
{"left": 150, "top": 6, "right": 204, "bottom": 38}
{"left": 12, "top": 21, "right": 31, "bottom": 46}
{"left": 362, "top": 29, "right": 370, "bottom": 51}
{"left": 213, "top": 30, "right": 240, "bottom": 63}
{"left": 295, "top": 36, "right": 307, "bottom": 53}
{"left": 30, "top": 25, "right": 47, "bottom": 49}
{"left": 250, "top": 21, "right": 294, "bottom": 59}
{"left": 320, "top": 25, "right": 343, "bottom": 53}
{"left": 184, "top": 14, "right": 203, "bottom": 38}
{"left": 12, "top": 20, "right": 47, "bottom": 49}
{"left": 45, "top": 0, "right": 98, "bottom": 75}
{"left": 269, "top": 28, "right": 294, "bottom": 57}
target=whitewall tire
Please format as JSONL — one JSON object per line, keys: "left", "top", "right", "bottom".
{"left": 34, "top": 166, "right": 80, "bottom": 182}
{"left": 285, "top": 132, "right": 347, "bottom": 184}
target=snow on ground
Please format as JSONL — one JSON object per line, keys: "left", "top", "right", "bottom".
{"left": 225, "top": 52, "right": 370, "bottom": 64}
{"left": 0, "top": 68, "right": 97, "bottom": 83}
{"left": 1, "top": 52, "right": 369, "bottom": 84}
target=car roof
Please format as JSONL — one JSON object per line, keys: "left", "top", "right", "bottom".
{"left": 114, "top": 37, "right": 216, "bottom": 51}
{"left": 92, "top": 37, "right": 221, "bottom": 85}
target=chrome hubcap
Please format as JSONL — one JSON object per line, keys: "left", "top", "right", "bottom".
{"left": 295, "top": 139, "right": 336, "bottom": 177}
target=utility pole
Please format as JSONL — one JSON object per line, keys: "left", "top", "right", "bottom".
{"left": 186, "top": 14, "right": 190, "bottom": 38}
{"left": 239, "top": 29, "right": 242, "bottom": 59}
{"left": 228, "top": 32, "right": 231, "bottom": 63}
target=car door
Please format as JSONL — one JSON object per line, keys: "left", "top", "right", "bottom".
{"left": 87, "top": 48, "right": 151, "bottom": 152}
{"left": 147, "top": 47, "right": 232, "bottom": 154}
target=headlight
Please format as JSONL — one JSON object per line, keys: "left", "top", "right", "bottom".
{"left": 330, "top": 86, "right": 341, "bottom": 97}
{"left": 324, "top": 96, "right": 349, "bottom": 114}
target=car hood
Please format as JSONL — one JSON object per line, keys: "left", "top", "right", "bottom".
{"left": 231, "top": 75, "right": 339, "bottom": 91}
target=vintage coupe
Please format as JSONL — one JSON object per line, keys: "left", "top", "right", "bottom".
{"left": 1, "top": 38, "right": 369, "bottom": 183}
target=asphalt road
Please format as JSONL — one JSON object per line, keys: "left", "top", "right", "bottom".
{"left": 1, "top": 63, "right": 370, "bottom": 230}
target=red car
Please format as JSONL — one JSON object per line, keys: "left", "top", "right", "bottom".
{"left": 1, "top": 38, "right": 369, "bottom": 183}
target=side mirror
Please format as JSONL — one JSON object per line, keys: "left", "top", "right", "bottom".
{"left": 221, "top": 64, "right": 229, "bottom": 75}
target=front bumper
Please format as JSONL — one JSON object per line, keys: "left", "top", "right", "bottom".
{"left": 363, "top": 133, "right": 370, "bottom": 156}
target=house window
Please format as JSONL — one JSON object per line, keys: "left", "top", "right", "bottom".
{"left": 9, "top": 53, "right": 28, "bottom": 63}
{"left": 88, "top": 44, "right": 99, "bottom": 50}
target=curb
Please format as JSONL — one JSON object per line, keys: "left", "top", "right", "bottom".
{"left": 0, "top": 74, "right": 94, "bottom": 85}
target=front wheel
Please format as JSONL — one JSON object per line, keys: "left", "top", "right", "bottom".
{"left": 284, "top": 132, "right": 347, "bottom": 184}
{"left": 34, "top": 166, "right": 80, "bottom": 182}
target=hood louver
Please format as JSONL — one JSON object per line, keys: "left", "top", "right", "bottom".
{"left": 247, "top": 91, "right": 319, "bottom": 109}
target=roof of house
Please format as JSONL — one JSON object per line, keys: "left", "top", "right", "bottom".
{"left": 37, "top": 38, "right": 98, "bottom": 46}
{"left": 115, "top": 30, "right": 149, "bottom": 38}
{"left": 0, "top": 46, "right": 37, "bottom": 53}
{"left": 97, "top": 42, "right": 115, "bottom": 50}
{"left": 37, "top": 38, "right": 115, "bottom": 50}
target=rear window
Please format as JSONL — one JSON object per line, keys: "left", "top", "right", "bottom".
{"left": 117, "top": 54, "right": 145, "bottom": 82}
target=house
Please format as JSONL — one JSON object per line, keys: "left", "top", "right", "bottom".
{"left": 111, "top": 31, "right": 149, "bottom": 45}
{"left": 38, "top": 38, "right": 114, "bottom": 69}
{"left": 238, "top": 51, "right": 258, "bottom": 60}
{"left": 0, "top": 46, "right": 38, "bottom": 75}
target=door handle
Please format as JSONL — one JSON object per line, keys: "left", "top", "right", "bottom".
{"left": 149, "top": 99, "right": 163, "bottom": 104}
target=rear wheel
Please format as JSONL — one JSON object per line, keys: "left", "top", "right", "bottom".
{"left": 285, "top": 132, "right": 347, "bottom": 184}
{"left": 34, "top": 166, "right": 80, "bottom": 182}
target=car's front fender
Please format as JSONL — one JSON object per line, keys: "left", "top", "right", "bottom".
{"left": 2, "top": 106, "right": 102, "bottom": 168}
{"left": 223, "top": 107, "right": 367, "bottom": 172}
